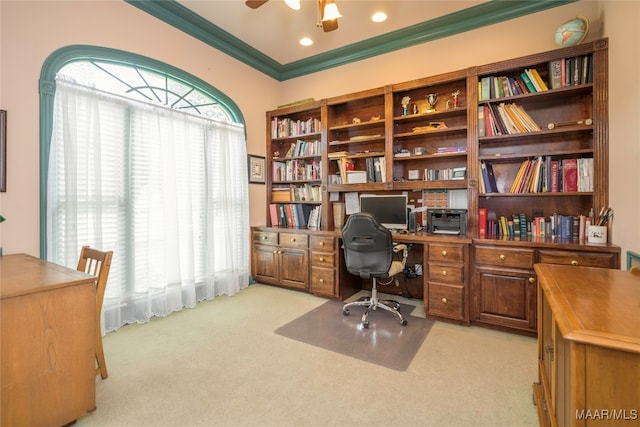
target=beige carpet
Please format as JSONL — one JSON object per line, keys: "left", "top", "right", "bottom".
{"left": 77, "top": 284, "right": 539, "bottom": 427}
{"left": 275, "top": 300, "right": 434, "bottom": 371}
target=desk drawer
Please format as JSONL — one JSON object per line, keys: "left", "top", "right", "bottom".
{"left": 475, "top": 246, "right": 534, "bottom": 269}
{"left": 427, "top": 282, "right": 464, "bottom": 320}
{"left": 310, "top": 236, "right": 334, "bottom": 252}
{"left": 279, "top": 233, "right": 308, "bottom": 249}
{"left": 311, "top": 252, "right": 335, "bottom": 268}
{"left": 429, "top": 244, "right": 465, "bottom": 263}
{"left": 253, "top": 231, "right": 277, "bottom": 245}
{"left": 428, "top": 262, "right": 464, "bottom": 284}
{"left": 537, "top": 250, "right": 618, "bottom": 269}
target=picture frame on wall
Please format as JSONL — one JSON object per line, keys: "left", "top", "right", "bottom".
{"left": 248, "top": 154, "right": 266, "bottom": 184}
{"left": 0, "top": 110, "right": 6, "bottom": 192}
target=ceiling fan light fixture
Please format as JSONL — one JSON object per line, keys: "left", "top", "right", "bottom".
{"left": 322, "top": 2, "right": 342, "bottom": 21}
{"left": 284, "top": 0, "right": 300, "bottom": 10}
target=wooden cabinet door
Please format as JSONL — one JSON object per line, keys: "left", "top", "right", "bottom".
{"left": 473, "top": 266, "right": 537, "bottom": 333}
{"left": 252, "top": 243, "right": 279, "bottom": 285}
{"left": 279, "top": 248, "right": 308, "bottom": 290}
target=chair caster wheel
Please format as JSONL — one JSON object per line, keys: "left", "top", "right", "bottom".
{"left": 363, "top": 321, "right": 369, "bottom": 329}
{"left": 343, "top": 309, "right": 350, "bottom": 316}
{"left": 400, "top": 319, "right": 407, "bottom": 326}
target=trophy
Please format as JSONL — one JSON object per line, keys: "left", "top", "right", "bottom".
{"left": 425, "top": 93, "right": 438, "bottom": 113}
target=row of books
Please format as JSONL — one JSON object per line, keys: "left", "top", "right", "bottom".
{"left": 271, "top": 117, "right": 320, "bottom": 139}
{"left": 478, "top": 103, "right": 541, "bottom": 137}
{"left": 272, "top": 159, "right": 321, "bottom": 182}
{"left": 269, "top": 203, "right": 318, "bottom": 228}
{"left": 479, "top": 209, "right": 595, "bottom": 240}
{"left": 282, "top": 139, "right": 321, "bottom": 158}
{"left": 548, "top": 54, "right": 593, "bottom": 89}
{"left": 272, "top": 184, "right": 322, "bottom": 203}
{"left": 424, "top": 166, "right": 467, "bottom": 181}
{"left": 480, "top": 157, "right": 593, "bottom": 194}
{"left": 510, "top": 157, "right": 593, "bottom": 194}
{"left": 479, "top": 68, "right": 548, "bottom": 101}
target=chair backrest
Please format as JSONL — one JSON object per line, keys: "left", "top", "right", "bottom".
{"left": 342, "top": 213, "right": 393, "bottom": 278}
{"left": 77, "top": 246, "right": 113, "bottom": 312}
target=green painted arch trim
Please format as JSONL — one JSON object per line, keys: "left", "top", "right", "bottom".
{"left": 126, "top": 0, "right": 576, "bottom": 82}
{"left": 39, "top": 44, "right": 246, "bottom": 257}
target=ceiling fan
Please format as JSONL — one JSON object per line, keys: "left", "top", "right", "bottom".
{"left": 245, "top": 0, "right": 341, "bottom": 32}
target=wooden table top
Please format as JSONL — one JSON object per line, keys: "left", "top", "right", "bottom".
{"left": 534, "top": 263, "right": 640, "bottom": 354}
{"left": 0, "top": 253, "right": 96, "bottom": 300}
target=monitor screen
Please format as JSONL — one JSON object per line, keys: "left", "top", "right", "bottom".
{"left": 359, "top": 194, "right": 408, "bottom": 230}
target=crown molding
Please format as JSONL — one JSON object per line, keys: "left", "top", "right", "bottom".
{"left": 125, "top": 0, "right": 577, "bottom": 81}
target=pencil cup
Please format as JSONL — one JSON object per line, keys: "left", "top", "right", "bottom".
{"left": 587, "top": 225, "right": 607, "bottom": 243}
{"left": 333, "top": 202, "right": 345, "bottom": 230}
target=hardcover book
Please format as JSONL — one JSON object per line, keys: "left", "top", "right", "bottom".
{"left": 562, "top": 158, "right": 578, "bottom": 192}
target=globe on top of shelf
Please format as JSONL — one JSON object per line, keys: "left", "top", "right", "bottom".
{"left": 554, "top": 16, "right": 589, "bottom": 47}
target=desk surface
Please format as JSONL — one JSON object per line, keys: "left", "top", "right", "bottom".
{"left": 535, "top": 263, "right": 640, "bottom": 353}
{"left": 0, "top": 253, "right": 96, "bottom": 299}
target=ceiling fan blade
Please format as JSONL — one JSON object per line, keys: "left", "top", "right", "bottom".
{"left": 245, "top": 0, "right": 268, "bottom": 9}
{"left": 322, "top": 19, "right": 339, "bottom": 32}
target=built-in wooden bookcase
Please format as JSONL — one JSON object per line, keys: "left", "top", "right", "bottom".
{"left": 390, "top": 70, "right": 470, "bottom": 193}
{"left": 263, "top": 39, "right": 609, "bottom": 239}
{"left": 474, "top": 39, "right": 607, "bottom": 237}
{"left": 326, "top": 87, "right": 388, "bottom": 191}
{"left": 266, "top": 100, "right": 324, "bottom": 227}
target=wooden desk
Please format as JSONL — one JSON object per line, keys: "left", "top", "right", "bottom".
{"left": 533, "top": 264, "right": 640, "bottom": 426}
{"left": 1, "top": 254, "right": 97, "bottom": 426}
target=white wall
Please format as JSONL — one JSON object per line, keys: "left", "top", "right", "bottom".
{"left": 1, "top": 0, "right": 638, "bottom": 261}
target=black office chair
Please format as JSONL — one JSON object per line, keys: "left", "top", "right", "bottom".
{"left": 341, "top": 212, "right": 409, "bottom": 328}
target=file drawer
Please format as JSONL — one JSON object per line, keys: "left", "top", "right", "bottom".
{"left": 475, "top": 246, "right": 535, "bottom": 269}
{"left": 279, "top": 232, "right": 308, "bottom": 249}
{"left": 253, "top": 231, "right": 277, "bottom": 245}
{"left": 429, "top": 244, "right": 465, "bottom": 263}
{"left": 537, "top": 249, "right": 618, "bottom": 269}
{"left": 311, "top": 252, "right": 335, "bottom": 268}
{"left": 428, "top": 262, "right": 464, "bottom": 284}
{"left": 310, "top": 236, "right": 334, "bottom": 252}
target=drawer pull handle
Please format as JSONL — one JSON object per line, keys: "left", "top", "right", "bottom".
{"left": 529, "top": 277, "right": 535, "bottom": 283}
{"left": 441, "top": 250, "right": 447, "bottom": 256}
{"left": 319, "top": 257, "right": 325, "bottom": 262}
{"left": 499, "top": 254, "right": 506, "bottom": 261}
{"left": 273, "top": 250, "right": 277, "bottom": 254}
{"left": 319, "top": 279, "right": 324, "bottom": 283}
{"left": 441, "top": 297, "right": 448, "bottom": 303}
{"left": 571, "top": 260, "right": 579, "bottom": 266}
{"left": 262, "top": 235, "right": 268, "bottom": 240}
{"left": 441, "top": 270, "right": 447, "bottom": 276}
{"left": 290, "top": 238, "right": 295, "bottom": 242}
{"left": 320, "top": 242, "right": 325, "bottom": 246}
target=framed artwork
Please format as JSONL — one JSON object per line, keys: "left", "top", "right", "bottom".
{"left": 248, "top": 154, "right": 266, "bottom": 184}
{"left": 0, "top": 110, "right": 6, "bottom": 192}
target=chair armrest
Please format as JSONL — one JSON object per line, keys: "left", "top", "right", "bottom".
{"left": 393, "top": 244, "right": 408, "bottom": 253}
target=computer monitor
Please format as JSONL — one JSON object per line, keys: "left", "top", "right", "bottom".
{"left": 359, "top": 194, "right": 408, "bottom": 230}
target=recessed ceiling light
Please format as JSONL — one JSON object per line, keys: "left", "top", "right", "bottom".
{"left": 300, "top": 37, "right": 313, "bottom": 47}
{"left": 371, "top": 12, "right": 387, "bottom": 23}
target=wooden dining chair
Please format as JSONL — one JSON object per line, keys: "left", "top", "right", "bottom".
{"left": 77, "top": 246, "right": 113, "bottom": 380}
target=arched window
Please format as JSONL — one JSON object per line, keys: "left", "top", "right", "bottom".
{"left": 40, "top": 46, "right": 250, "bottom": 332}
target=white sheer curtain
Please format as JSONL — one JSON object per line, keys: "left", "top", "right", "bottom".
{"left": 47, "top": 79, "right": 250, "bottom": 332}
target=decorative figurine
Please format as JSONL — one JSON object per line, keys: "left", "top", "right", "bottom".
{"left": 425, "top": 93, "right": 438, "bottom": 113}
{"left": 413, "top": 103, "right": 419, "bottom": 115}
{"left": 451, "top": 90, "right": 460, "bottom": 108}
{"left": 401, "top": 96, "right": 411, "bottom": 116}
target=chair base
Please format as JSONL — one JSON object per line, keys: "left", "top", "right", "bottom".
{"left": 342, "top": 280, "right": 407, "bottom": 329}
